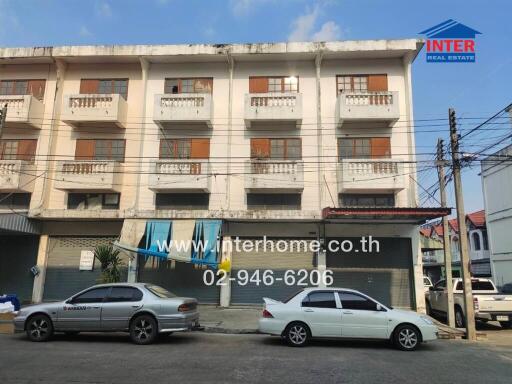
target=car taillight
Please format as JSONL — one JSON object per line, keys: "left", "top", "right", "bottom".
{"left": 262, "top": 309, "right": 273, "bottom": 318}
{"left": 473, "top": 297, "right": 479, "bottom": 311}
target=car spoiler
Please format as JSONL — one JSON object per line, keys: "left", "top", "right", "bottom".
{"left": 263, "top": 297, "right": 281, "bottom": 305}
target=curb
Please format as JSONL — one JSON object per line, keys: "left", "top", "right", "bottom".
{"left": 202, "top": 326, "right": 259, "bottom": 335}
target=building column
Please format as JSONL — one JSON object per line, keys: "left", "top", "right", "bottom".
{"left": 220, "top": 235, "right": 232, "bottom": 307}
{"left": 127, "top": 255, "right": 138, "bottom": 283}
{"left": 32, "top": 235, "right": 49, "bottom": 303}
{"left": 411, "top": 229, "right": 426, "bottom": 313}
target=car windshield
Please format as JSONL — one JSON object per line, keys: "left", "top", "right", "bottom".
{"left": 145, "top": 285, "right": 176, "bottom": 298}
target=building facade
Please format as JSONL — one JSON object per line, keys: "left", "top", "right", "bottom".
{"left": 0, "top": 40, "right": 446, "bottom": 310}
{"left": 481, "top": 143, "right": 512, "bottom": 288}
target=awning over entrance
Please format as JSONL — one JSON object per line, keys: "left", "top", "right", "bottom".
{"left": 322, "top": 207, "right": 451, "bottom": 224}
{"left": 0, "top": 214, "right": 41, "bottom": 235}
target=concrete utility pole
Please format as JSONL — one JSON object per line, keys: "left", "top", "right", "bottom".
{"left": 436, "top": 138, "right": 455, "bottom": 328}
{"left": 448, "top": 108, "right": 476, "bottom": 340}
{"left": 0, "top": 104, "right": 7, "bottom": 138}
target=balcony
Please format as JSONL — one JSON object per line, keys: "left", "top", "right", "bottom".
{"left": 0, "top": 160, "right": 36, "bottom": 192}
{"left": 0, "top": 95, "right": 44, "bottom": 129}
{"left": 336, "top": 92, "right": 399, "bottom": 127}
{"left": 337, "top": 159, "right": 405, "bottom": 192}
{"left": 245, "top": 160, "right": 304, "bottom": 192}
{"left": 148, "top": 159, "right": 211, "bottom": 192}
{"left": 61, "top": 94, "right": 128, "bottom": 129}
{"left": 153, "top": 94, "right": 213, "bottom": 128}
{"left": 244, "top": 93, "right": 302, "bottom": 128}
{"left": 54, "top": 160, "right": 122, "bottom": 192}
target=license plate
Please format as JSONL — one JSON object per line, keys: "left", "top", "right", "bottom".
{"left": 497, "top": 316, "right": 509, "bottom": 321}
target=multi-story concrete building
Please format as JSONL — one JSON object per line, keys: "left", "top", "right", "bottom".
{"left": 0, "top": 40, "right": 448, "bottom": 310}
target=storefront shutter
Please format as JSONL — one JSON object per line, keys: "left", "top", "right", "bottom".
{"left": 17, "top": 140, "right": 37, "bottom": 162}
{"left": 371, "top": 138, "right": 391, "bottom": 158}
{"left": 367, "top": 74, "right": 388, "bottom": 92}
{"left": 27, "top": 80, "right": 46, "bottom": 100}
{"left": 75, "top": 139, "right": 95, "bottom": 160}
{"left": 249, "top": 77, "right": 268, "bottom": 93}
{"left": 79, "top": 79, "right": 100, "bottom": 94}
{"left": 190, "top": 138, "right": 210, "bottom": 159}
{"left": 250, "top": 138, "right": 270, "bottom": 158}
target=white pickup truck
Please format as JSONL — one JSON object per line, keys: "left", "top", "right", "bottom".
{"left": 426, "top": 278, "right": 512, "bottom": 329}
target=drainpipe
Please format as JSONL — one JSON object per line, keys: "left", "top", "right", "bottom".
{"left": 33, "top": 58, "right": 67, "bottom": 212}
{"left": 224, "top": 50, "right": 234, "bottom": 210}
{"left": 133, "top": 56, "right": 150, "bottom": 214}
{"left": 402, "top": 53, "right": 418, "bottom": 207}
{"left": 315, "top": 49, "right": 324, "bottom": 210}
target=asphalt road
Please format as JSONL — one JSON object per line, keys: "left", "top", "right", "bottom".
{"left": 1, "top": 331, "right": 511, "bottom": 384}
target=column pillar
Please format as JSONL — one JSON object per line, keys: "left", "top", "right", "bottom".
{"left": 219, "top": 235, "right": 232, "bottom": 307}
{"left": 32, "top": 234, "right": 49, "bottom": 303}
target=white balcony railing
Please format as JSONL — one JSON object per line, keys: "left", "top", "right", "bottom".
{"left": 149, "top": 159, "right": 211, "bottom": 191}
{"left": 336, "top": 91, "right": 400, "bottom": 127}
{"left": 153, "top": 93, "right": 213, "bottom": 127}
{"left": 245, "top": 160, "right": 304, "bottom": 191}
{"left": 0, "top": 160, "right": 36, "bottom": 192}
{"left": 54, "top": 160, "right": 122, "bottom": 191}
{"left": 244, "top": 93, "right": 302, "bottom": 127}
{"left": 337, "top": 159, "right": 405, "bottom": 192}
{"left": 61, "top": 94, "right": 128, "bottom": 128}
{"left": 0, "top": 95, "right": 44, "bottom": 129}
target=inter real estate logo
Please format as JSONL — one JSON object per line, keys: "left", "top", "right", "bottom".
{"left": 419, "top": 19, "right": 481, "bottom": 63}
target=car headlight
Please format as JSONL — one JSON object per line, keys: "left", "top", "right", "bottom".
{"left": 420, "top": 316, "right": 434, "bottom": 325}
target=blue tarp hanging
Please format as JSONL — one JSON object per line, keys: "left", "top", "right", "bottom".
{"left": 201, "top": 220, "right": 222, "bottom": 265}
{"left": 145, "top": 220, "right": 172, "bottom": 254}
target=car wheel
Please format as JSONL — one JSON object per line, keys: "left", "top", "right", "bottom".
{"left": 130, "top": 315, "right": 158, "bottom": 345}
{"left": 499, "top": 320, "right": 511, "bottom": 329}
{"left": 26, "top": 314, "right": 53, "bottom": 342}
{"left": 284, "top": 322, "right": 310, "bottom": 347}
{"left": 455, "top": 306, "right": 465, "bottom": 328}
{"left": 393, "top": 324, "right": 420, "bottom": 351}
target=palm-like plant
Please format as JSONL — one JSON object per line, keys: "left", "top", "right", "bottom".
{"left": 94, "top": 244, "right": 123, "bottom": 283}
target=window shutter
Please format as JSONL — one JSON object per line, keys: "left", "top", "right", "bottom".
{"left": 250, "top": 138, "right": 270, "bottom": 159}
{"left": 27, "top": 80, "right": 46, "bottom": 100}
{"left": 367, "top": 75, "right": 388, "bottom": 92}
{"left": 194, "top": 78, "right": 213, "bottom": 94}
{"left": 371, "top": 138, "right": 391, "bottom": 158}
{"left": 79, "top": 79, "right": 100, "bottom": 94}
{"left": 249, "top": 77, "right": 268, "bottom": 93}
{"left": 17, "top": 140, "right": 37, "bottom": 162}
{"left": 75, "top": 139, "right": 95, "bottom": 160}
{"left": 190, "top": 138, "right": 210, "bottom": 159}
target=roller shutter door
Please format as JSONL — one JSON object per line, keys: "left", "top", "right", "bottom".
{"left": 44, "top": 236, "right": 124, "bottom": 301}
{"left": 231, "top": 239, "right": 316, "bottom": 305}
{"left": 137, "top": 256, "right": 220, "bottom": 304}
{"left": 327, "top": 237, "right": 414, "bottom": 309}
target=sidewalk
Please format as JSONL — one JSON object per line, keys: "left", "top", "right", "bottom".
{"left": 199, "top": 305, "right": 261, "bottom": 334}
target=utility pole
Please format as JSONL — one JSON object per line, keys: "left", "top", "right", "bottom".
{"left": 448, "top": 108, "right": 476, "bottom": 340}
{"left": 0, "top": 104, "right": 7, "bottom": 138}
{"left": 436, "top": 138, "right": 455, "bottom": 327}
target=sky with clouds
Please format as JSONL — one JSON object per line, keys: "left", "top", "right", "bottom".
{"left": 0, "top": 0, "right": 511, "bottom": 213}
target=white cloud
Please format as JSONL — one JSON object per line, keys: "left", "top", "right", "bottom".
{"left": 79, "top": 25, "right": 93, "bottom": 37}
{"left": 288, "top": 5, "right": 342, "bottom": 42}
{"left": 312, "top": 21, "right": 341, "bottom": 41}
{"left": 95, "top": 1, "right": 112, "bottom": 18}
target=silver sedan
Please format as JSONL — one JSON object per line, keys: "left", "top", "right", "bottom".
{"left": 14, "top": 283, "right": 200, "bottom": 344}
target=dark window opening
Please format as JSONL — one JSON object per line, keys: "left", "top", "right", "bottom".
{"left": 72, "top": 287, "right": 109, "bottom": 304}
{"left": 106, "top": 287, "right": 143, "bottom": 302}
{"left": 339, "top": 292, "right": 378, "bottom": 311}
{"left": 340, "top": 194, "right": 395, "bottom": 208}
{"left": 456, "top": 280, "right": 495, "bottom": 291}
{"left": 247, "top": 193, "right": 301, "bottom": 210}
{"left": 0, "top": 79, "right": 46, "bottom": 100}
{"left": 164, "top": 78, "right": 213, "bottom": 94}
{"left": 0, "top": 193, "right": 31, "bottom": 209}
{"left": 67, "top": 193, "right": 120, "bottom": 210}
{"left": 155, "top": 193, "right": 210, "bottom": 210}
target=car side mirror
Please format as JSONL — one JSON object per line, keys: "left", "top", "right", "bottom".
{"left": 65, "top": 298, "right": 74, "bottom": 304}
{"left": 376, "top": 304, "right": 384, "bottom": 311}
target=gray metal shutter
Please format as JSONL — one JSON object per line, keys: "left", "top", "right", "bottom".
{"left": 44, "top": 236, "right": 123, "bottom": 301}
{"left": 0, "top": 235, "right": 39, "bottom": 303}
{"left": 137, "top": 256, "right": 220, "bottom": 304}
{"left": 231, "top": 239, "right": 315, "bottom": 305}
{"left": 326, "top": 237, "right": 414, "bottom": 309}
